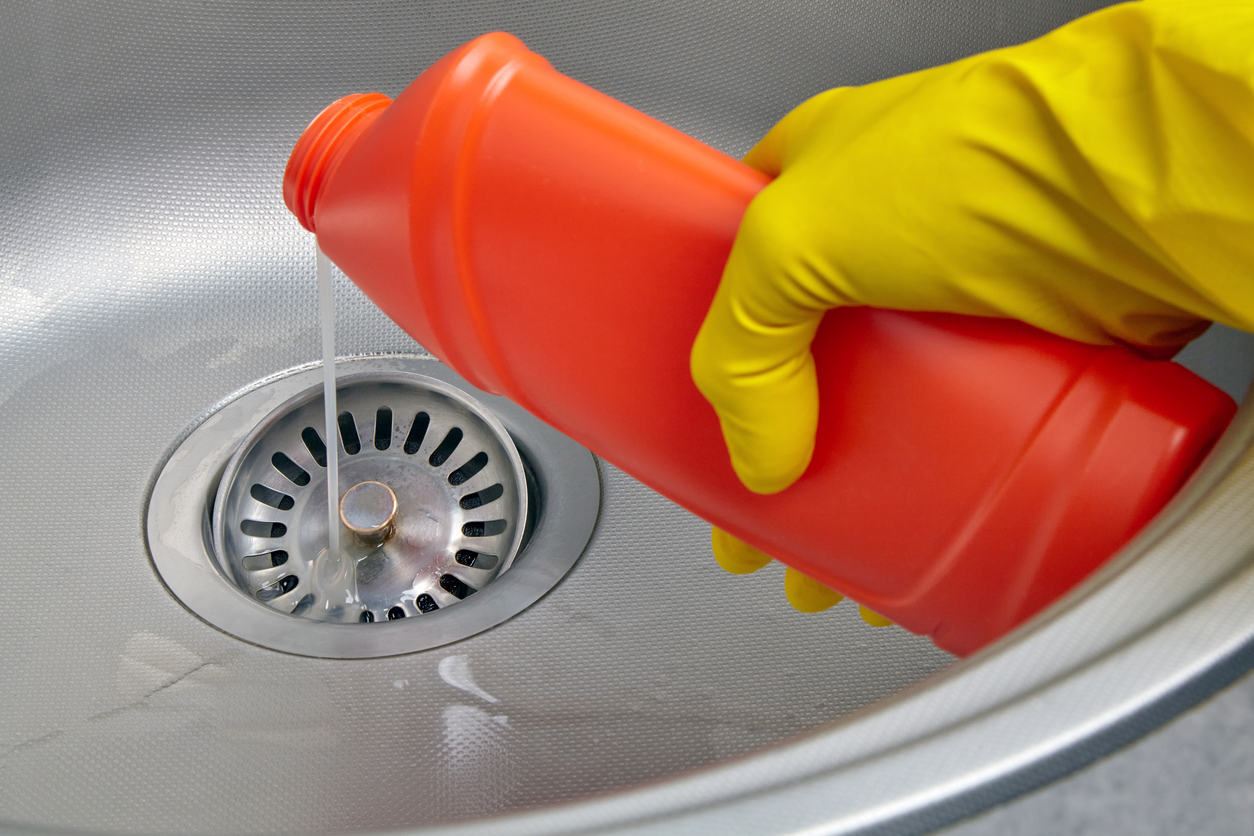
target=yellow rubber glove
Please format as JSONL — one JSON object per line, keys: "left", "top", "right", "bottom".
{"left": 692, "top": 0, "right": 1254, "bottom": 502}
{"left": 711, "top": 527, "right": 892, "bottom": 623}
{"left": 694, "top": 0, "right": 1254, "bottom": 616}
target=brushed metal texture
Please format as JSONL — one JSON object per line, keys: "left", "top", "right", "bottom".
{"left": 10, "top": 2, "right": 1251, "bottom": 835}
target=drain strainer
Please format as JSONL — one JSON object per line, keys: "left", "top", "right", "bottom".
{"left": 147, "top": 357, "right": 599, "bottom": 657}
{"left": 213, "top": 372, "right": 528, "bottom": 624}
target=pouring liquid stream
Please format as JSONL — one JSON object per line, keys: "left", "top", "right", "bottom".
{"left": 316, "top": 246, "right": 360, "bottom": 618}
{"left": 318, "top": 247, "right": 340, "bottom": 555}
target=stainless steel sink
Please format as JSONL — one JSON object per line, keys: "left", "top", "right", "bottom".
{"left": 3, "top": 2, "right": 1254, "bottom": 834}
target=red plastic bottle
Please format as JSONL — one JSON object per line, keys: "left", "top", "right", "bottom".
{"left": 283, "top": 33, "right": 1236, "bottom": 656}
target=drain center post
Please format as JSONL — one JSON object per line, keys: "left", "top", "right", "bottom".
{"left": 340, "top": 480, "right": 398, "bottom": 546}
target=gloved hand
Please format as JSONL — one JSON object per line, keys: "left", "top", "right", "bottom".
{"left": 712, "top": 528, "right": 892, "bottom": 623}
{"left": 693, "top": 0, "right": 1254, "bottom": 613}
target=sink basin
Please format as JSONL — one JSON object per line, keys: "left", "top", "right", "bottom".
{"left": 3, "top": 2, "right": 1254, "bottom": 834}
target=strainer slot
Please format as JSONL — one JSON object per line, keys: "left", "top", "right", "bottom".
{"left": 241, "top": 519, "right": 286, "bottom": 538}
{"left": 457, "top": 550, "right": 500, "bottom": 571}
{"left": 359, "top": 611, "right": 374, "bottom": 623}
{"left": 301, "top": 427, "right": 327, "bottom": 467}
{"left": 241, "top": 550, "right": 288, "bottom": 571}
{"left": 290, "top": 594, "right": 315, "bottom": 616}
{"left": 415, "top": 594, "right": 439, "bottom": 613}
{"left": 403, "top": 411, "right": 429, "bottom": 454}
{"left": 250, "top": 483, "right": 294, "bottom": 511}
{"left": 448, "top": 452, "right": 489, "bottom": 486}
{"left": 439, "top": 574, "right": 475, "bottom": 599}
{"left": 338, "top": 411, "right": 361, "bottom": 454}
{"left": 257, "top": 574, "right": 299, "bottom": 601}
{"left": 387, "top": 606, "right": 406, "bottom": 620}
{"left": 463, "top": 520, "right": 506, "bottom": 538}
{"left": 460, "top": 484, "right": 503, "bottom": 510}
{"left": 429, "top": 427, "right": 463, "bottom": 466}
{"left": 375, "top": 407, "right": 392, "bottom": 450}
{"left": 271, "top": 452, "right": 310, "bottom": 486}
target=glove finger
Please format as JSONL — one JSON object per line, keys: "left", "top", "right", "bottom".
{"left": 692, "top": 180, "right": 845, "bottom": 494}
{"left": 858, "top": 606, "right": 894, "bottom": 627}
{"left": 783, "top": 566, "right": 845, "bottom": 613}
{"left": 710, "top": 527, "right": 773, "bottom": 575}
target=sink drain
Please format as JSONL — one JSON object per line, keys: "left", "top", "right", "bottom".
{"left": 214, "top": 373, "right": 529, "bottom": 624}
{"left": 147, "top": 357, "right": 599, "bottom": 657}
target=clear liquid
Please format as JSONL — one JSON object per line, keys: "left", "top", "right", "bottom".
{"left": 317, "top": 248, "right": 344, "bottom": 558}
{"left": 313, "top": 248, "right": 362, "bottom": 621}
{"left": 313, "top": 248, "right": 366, "bottom": 621}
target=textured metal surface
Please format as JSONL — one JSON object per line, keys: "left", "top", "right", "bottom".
{"left": 8, "top": 0, "right": 1254, "bottom": 834}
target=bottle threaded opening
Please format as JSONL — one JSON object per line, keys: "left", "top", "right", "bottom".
{"left": 283, "top": 93, "right": 392, "bottom": 233}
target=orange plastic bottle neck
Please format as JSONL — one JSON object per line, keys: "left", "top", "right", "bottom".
{"left": 282, "top": 92, "right": 392, "bottom": 233}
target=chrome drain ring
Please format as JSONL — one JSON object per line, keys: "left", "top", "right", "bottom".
{"left": 146, "top": 357, "right": 600, "bottom": 658}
